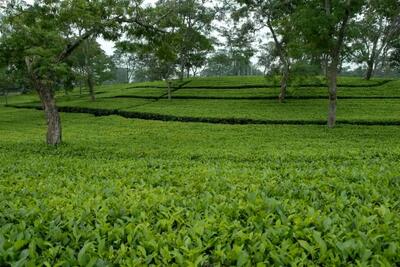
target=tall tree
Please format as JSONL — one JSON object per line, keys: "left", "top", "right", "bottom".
{"left": 232, "top": 0, "right": 296, "bottom": 101}
{"left": 219, "top": 21, "right": 256, "bottom": 76}
{"left": 257, "top": 42, "right": 280, "bottom": 76}
{"left": 351, "top": 0, "right": 400, "bottom": 80}
{"left": 112, "top": 47, "right": 137, "bottom": 83}
{"left": 293, "top": 0, "right": 365, "bottom": 127}
{"left": 389, "top": 38, "right": 400, "bottom": 72}
{"left": 174, "top": 0, "right": 214, "bottom": 79}
{"left": 202, "top": 50, "right": 236, "bottom": 76}
{"left": 201, "top": 49, "right": 262, "bottom": 76}
{"left": 120, "top": 0, "right": 214, "bottom": 82}
{"left": 69, "top": 39, "right": 115, "bottom": 100}
{"left": 0, "top": 0, "right": 144, "bottom": 145}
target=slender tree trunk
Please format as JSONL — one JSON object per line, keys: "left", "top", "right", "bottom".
{"left": 325, "top": 0, "right": 349, "bottom": 128}
{"left": 4, "top": 90, "right": 8, "bottom": 105}
{"left": 180, "top": 56, "right": 185, "bottom": 81}
{"left": 323, "top": 57, "right": 329, "bottom": 77}
{"left": 327, "top": 63, "right": 338, "bottom": 128}
{"left": 365, "top": 60, "right": 374, "bottom": 80}
{"left": 379, "top": 45, "right": 390, "bottom": 71}
{"left": 167, "top": 80, "right": 172, "bottom": 101}
{"left": 25, "top": 56, "right": 62, "bottom": 145}
{"left": 87, "top": 72, "right": 96, "bottom": 101}
{"left": 267, "top": 19, "right": 290, "bottom": 103}
{"left": 365, "top": 40, "right": 378, "bottom": 80}
{"left": 37, "top": 85, "right": 62, "bottom": 145}
{"left": 279, "top": 61, "right": 289, "bottom": 102}
{"left": 85, "top": 39, "right": 95, "bottom": 101}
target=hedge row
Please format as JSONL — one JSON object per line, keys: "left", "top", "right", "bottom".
{"left": 110, "top": 95, "right": 400, "bottom": 100}
{"left": 126, "top": 79, "right": 392, "bottom": 90}
{"left": 8, "top": 104, "right": 400, "bottom": 126}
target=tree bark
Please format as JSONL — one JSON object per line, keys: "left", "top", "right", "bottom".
{"left": 279, "top": 62, "right": 289, "bottom": 102}
{"left": 180, "top": 56, "right": 185, "bottom": 81}
{"left": 365, "top": 60, "right": 374, "bottom": 80}
{"left": 85, "top": 40, "right": 96, "bottom": 101}
{"left": 87, "top": 71, "right": 96, "bottom": 101}
{"left": 37, "top": 85, "right": 62, "bottom": 145}
{"left": 267, "top": 18, "right": 289, "bottom": 102}
{"left": 4, "top": 90, "right": 8, "bottom": 105}
{"left": 25, "top": 57, "right": 62, "bottom": 145}
{"left": 364, "top": 37, "right": 379, "bottom": 80}
{"left": 325, "top": 0, "right": 349, "bottom": 128}
{"left": 327, "top": 63, "right": 338, "bottom": 128}
{"left": 167, "top": 80, "right": 172, "bottom": 100}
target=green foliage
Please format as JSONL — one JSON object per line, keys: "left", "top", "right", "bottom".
{"left": 202, "top": 50, "right": 262, "bottom": 77}
{"left": 1, "top": 104, "right": 400, "bottom": 265}
{"left": 390, "top": 39, "right": 400, "bottom": 72}
{"left": 69, "top": 39, "right": 116, "bottom": 86}
{"left": 117, "top": 0, "right": 215, "bottom": 82}
{"left": 294, "top": 0, "right": 365, "bottom": 53}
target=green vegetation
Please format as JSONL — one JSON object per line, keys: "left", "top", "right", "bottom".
{"left": 1, "top": 0, "right": 400, "bottom": 264}
{"left": 1, "top": 76, "right": 400, "bottom": 265}
{"left": 128, "top": 76, "right": 390, "bottom": 88}
{"left": 8, "top": 77, "right": 400, "bottom": 124}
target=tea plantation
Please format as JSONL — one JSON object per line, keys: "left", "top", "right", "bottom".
{"left": 1, "top": 76, "right": 400, "bottom": 266}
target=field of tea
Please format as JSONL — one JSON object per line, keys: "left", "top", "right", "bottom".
{"left": 1, "top": 76, "right": 399, "bottom": 266}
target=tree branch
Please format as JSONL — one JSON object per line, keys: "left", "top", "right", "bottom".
{"left": 57, "top": 29, "right": 96, "bottom": 63}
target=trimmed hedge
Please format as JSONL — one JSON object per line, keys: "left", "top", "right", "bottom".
{"left": 126, "top": 79, "right": 392, "bottom": 90}
{"left": 109, "top": 95, "right": 400, "bottom": 101}
{"left": 8, "top": 104, "right": 400, "bottom": 126}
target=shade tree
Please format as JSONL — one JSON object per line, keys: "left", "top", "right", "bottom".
{"left": 230, "top": 0, "right": 298, "bottom": 102}
{"left": 0, "top": 0, "right": 151, "bottom": 145}
{"left": 350, "top": 0, "right": 400, "bottom": 80}
{"left": 69, "top": 39, "right": 115, "bottom": 99}
{"left": 291, "top": 0, "right": 365, "bottom": 127}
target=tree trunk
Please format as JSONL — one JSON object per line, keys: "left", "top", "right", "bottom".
{"left": 37, "top": 86, "right": 62, "bottom": 145}
{"left": 325, "top": 0, "right": 349, "bottom": 128}
{"left": 186, "top": 66, "right": 190, "bottom": 78}
{"left": 4, "top": 90, "right": 8, "bottom": 105}
{"left": 279, "top": 62, "right": 289, "bottom": 102}
{"left": 25, "top": 56, "right": 62, "bottom": 145}
{"left": 180, "top": 56, "right": 185, "bottom": 81}
{"left": 267, "top": 19, "right": 290, "bottom": 103}
{"left": 167, "top": 81, "right": 172, "bottom": 101}
{"left": 87, "top": 72, "right": 96, "bottom": 101}
{"left": 365, "top": 60, "right": 374, "bottom": 80}
{"left": 85, "top": 39, "right": 95, "bottom": 101}
{"left": 327, "top": 63, "right": 338, "bottom": 128}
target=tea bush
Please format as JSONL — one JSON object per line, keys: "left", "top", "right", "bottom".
{"left": 1, "top": 76, "right": 400, "bottom": 266}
